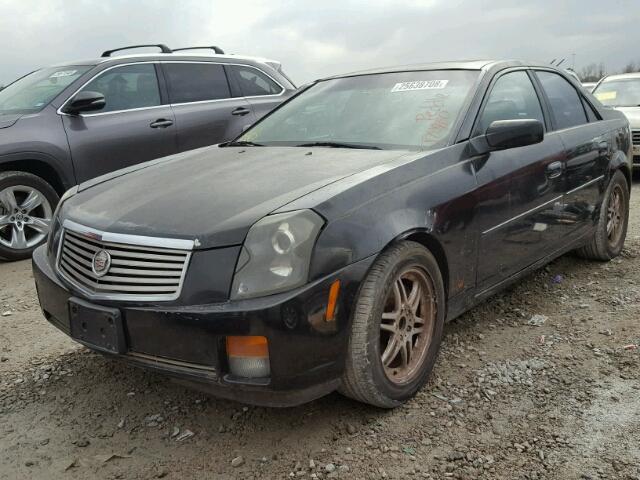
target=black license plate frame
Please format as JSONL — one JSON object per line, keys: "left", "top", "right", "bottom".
{"left": 68, "top": 297, "right": 126, "bottom": 354}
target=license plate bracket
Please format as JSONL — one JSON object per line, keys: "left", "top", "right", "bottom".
{"left": 69, "top": 298, "right": 126, "bottom": 354}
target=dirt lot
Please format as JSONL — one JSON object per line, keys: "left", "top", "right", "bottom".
{"left": 1, "top": 180, "right": 639, "bottom": 480}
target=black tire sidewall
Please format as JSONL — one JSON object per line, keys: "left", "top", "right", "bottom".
{"left": 0, "top": 171, "right": 59, "bottom": 261}
{"left": 602, "top": 171, "right": 629, "bottom": 259}
{"left": 365, "top": 245, "right": 445, "bottom": 403}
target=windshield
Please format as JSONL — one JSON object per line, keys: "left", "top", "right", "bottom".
{"left": 0, "top": 66, "right": 92, "bottom": 115}
{"left": 236, "top": 70, "right": 480, "bottom": 150}
{"left": 593, "top": 78, "right": 640, "bottom": 107}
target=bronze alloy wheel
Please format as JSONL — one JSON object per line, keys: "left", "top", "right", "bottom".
{"left": 340, "top": 241, "right": 445, "bottom": 407}
{"left": 606, "top": 184, "right": 625, "bottom": 248}
{"left": 379, "top": 266, "right": 436, "bottom": 385}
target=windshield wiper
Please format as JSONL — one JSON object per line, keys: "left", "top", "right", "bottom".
{"left": 296, "top": 141, "right": 382, "bottom": 150}
{"left": 225, "top": 140, "right": 265, "bottom": 147}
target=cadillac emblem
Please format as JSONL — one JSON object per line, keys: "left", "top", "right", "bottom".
{"left": 92, "top": 249, "right": 111, "bottom": 277}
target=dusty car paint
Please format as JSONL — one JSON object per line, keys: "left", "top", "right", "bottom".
{"left": 33, "top": 60, "right": 631, "bottom": 406}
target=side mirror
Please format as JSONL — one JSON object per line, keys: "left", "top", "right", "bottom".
{"left": 63, "top": 91, "right": 106, "bottom": 115}
{"left": 470, "top": 119, "right": 544, "bottom": 154}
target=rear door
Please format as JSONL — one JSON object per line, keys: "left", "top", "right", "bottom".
{"left": 61, "top": 63, "right": 178, "bottom": 183}
{"left": 474, "top": 69, "right": 567, "bottom": 291}
{"left": 161, "top": 62, "right": 256, "bottom": 152}
{"left": 534, "top": 70, "right": 609, "bottom": 239}
{"left": 226, "top": 64, "right": 287, "bottom": 120}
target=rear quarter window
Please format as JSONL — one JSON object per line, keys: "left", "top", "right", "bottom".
{"left": 230, "top": 65, "right": 283, "bottom": 97}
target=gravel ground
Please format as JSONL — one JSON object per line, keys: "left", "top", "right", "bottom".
{"left": 1, "top": 179, "right": 639, "bottom": 480}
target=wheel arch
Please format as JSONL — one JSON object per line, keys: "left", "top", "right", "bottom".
{"left": 392, "top": 228, "right": 450, "bottom": 299}
{"left": 609, "top": 150, "right": 632, "bottom": 192}
{"left": 0, "top": 157, "right": 69, "bottom": 195}
{"left": 617, "top": 164, "right": 632, "bottom": 192}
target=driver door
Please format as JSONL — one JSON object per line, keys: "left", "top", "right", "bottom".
{"left": 473, "top": 70, "right": 567, "bottom": 291}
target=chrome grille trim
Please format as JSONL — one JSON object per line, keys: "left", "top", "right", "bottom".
{"left": 632, "top": 130, "right": 640, "bottom": 146}
{"left": 56, "top": 220, "right": 194, "bottom": 301}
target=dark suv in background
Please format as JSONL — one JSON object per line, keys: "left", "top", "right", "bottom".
{"left": 0, "top": 44, "right": 296, "bottom": 260}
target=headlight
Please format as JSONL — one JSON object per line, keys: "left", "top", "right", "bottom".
{"left": 47, "top": 185, "right": 78, "bottom": 257}
{"left": 231, "top": 209, "right": 324, "bottom": 299}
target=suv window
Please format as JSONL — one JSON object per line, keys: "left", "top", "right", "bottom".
{"left": 231, "top": 65, "right": 283, "bottom": 97}
{"left": 80, "top": 64, "right": 161, "bottom": 113}
{"left": 164, "top": 63, "right": 230, "bottom": 103}
{"left": 477, "top": 71, "right": 545, "bottom": 133}
{"left": 536, "top": 71, "right": 588, "bottom": 130}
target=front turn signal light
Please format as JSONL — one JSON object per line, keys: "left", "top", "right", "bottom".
{"left": 325, "top": 280, "right": 341, "bottom": 322}
{"left": 226, "top": 336, "right": 270, "bottom": 378}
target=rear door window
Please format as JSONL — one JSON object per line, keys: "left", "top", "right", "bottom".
{"left": 536, "top": 71, "right": 588, "bottom": 130}
{"left": 80, "top": 64, "right": 161, "bottom": 113}
{"left": 230, "top": 65, "right": 283, "bottom": 97}
{"left": 163, "top": 63, "right": 231, "bottom": 103}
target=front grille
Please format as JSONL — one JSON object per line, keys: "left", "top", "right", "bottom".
{"left": 632, "top": 130, "right": 640, "bottom": 146}
{"left": 57, "top": 227, "right": 191, "bottom": 301}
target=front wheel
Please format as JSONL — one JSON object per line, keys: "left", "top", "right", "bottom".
{"left": 0, "top": 171, "right": 59, "bottom": 261}
{"left": 577, "top": 170, "right": 629, "bottom": 261}
{"left": 340, "top": 241, "right": 445, "bottom": 408}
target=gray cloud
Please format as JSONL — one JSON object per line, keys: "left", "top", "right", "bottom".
{"left": 1, "top": 0, "right": 639, "bottom": 86}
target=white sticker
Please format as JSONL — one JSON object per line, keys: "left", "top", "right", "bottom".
{"left": 391, "top": 80, "right": 449, "bottom": 92}
{"left": 49, "top": 70, "right": 77, "bottom": 78}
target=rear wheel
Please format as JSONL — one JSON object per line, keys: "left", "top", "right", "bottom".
{"left": 0, "top": 171, "right": 58, "bottom": 261}
{"left": 340, "top": 241, "right": 445, "bottom": 408}
{"left": 577, "top": 170, "right": 629, "bottom": 261}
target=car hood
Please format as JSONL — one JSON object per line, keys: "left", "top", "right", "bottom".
{"left": 615, "top": 107, "right": 640, "bottom": 128}
{"left": 0, "top": 113, "right": 22, "bottom": 129}
{"left": 65, "top": 146, "right": 415, "bottom": 248}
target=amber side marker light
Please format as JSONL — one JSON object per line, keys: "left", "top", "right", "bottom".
{"left": 226, "top": 336, "right": 270, "bottom": 378}
{"left": 325, "top": 280, "right": 341, "bottom": 322}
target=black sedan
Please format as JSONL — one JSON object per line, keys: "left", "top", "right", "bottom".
{"left": 33, "top": 60, "right": 631, "bottom": 408}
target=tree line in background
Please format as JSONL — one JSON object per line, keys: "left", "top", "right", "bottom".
{"left": 579, "top": 61, "right": 640, "bottom": 82}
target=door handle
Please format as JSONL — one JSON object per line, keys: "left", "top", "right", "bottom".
{"left": 150, "top": 119, "right": 173, "bottom": 129}
{"left": 231, "top": 107, "right": 251, "bottom": 116}
{"left": 546, "top": 161, "right": 563, "bottom": 179}
{"left": 597, "top": 140, "right": 609, "bottom": 154}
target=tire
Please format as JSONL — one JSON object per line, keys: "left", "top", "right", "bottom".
{"left": 340, "top": 241, "right": 446, "bottom": 408}
{"left": 576, "top": 170, "right": 629, "bottom": 261}
{"left": 0, "top": 171, "right": 59, "bottom": 261}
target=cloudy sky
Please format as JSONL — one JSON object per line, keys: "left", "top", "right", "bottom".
{"left": 1, "top": 0, "right": 639, "bottom": 86}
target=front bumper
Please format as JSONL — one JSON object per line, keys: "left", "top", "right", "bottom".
{"left": 32, "top": 245, "right": 374, "bottom": 407}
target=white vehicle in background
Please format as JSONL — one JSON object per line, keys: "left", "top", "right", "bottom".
{"left": 592, "top": 72, "right": 640, "bottom": 169}
{"left": 582, "top": 81, "right": 597, "bottom": 92}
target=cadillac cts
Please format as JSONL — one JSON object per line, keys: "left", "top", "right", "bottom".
{"left": 33, "top": 60, "right": 631, "bottom": 408}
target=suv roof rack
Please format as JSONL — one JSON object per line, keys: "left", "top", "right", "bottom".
{"left": 172, "top": 46, "right": 225, "bottom": 55}
{"left": 101, "top": 44, "right": 173, "bottom": 58}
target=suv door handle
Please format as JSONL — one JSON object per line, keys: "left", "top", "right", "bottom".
{"left": 150, "top": 119, "right": 173, "bottom": 129}
{"left": 546, "top": 161, "right": 563, "bottom": 179}
{"left": 231, "top": 107, "right": 251, "bottom": 116}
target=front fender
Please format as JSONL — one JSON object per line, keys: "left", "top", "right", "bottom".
{"left": 309, "top": 146, "right": 478, "bottom": 299}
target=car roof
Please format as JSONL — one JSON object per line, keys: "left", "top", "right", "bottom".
{"left": 52, "top": 52, "right": 282, "bottom": 68}
{"left": 601, "top": 72, "right": 640, "bottom": 81}
{"left": 320, "top": 59, "right": 557, "bottom": 80}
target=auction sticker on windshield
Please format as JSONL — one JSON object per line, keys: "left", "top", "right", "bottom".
{"left": 50, "top": 70, "right": 78, "bottom": 78}
{"left": 391, "top": 80, "right": 449, "bottom": 92}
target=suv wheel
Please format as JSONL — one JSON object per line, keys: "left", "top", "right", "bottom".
{"left": 0, "top": 171, "right": 59, "bottom": 261}
{"left": 340, "top": 241, "right": 445, "bottom": 408}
